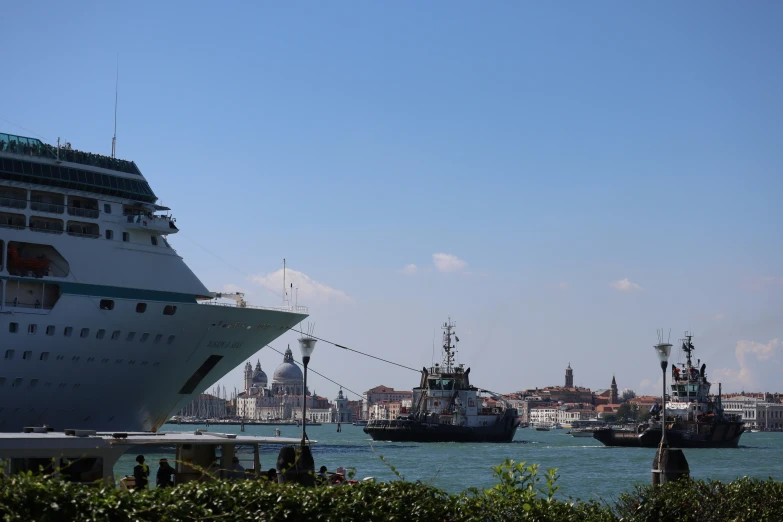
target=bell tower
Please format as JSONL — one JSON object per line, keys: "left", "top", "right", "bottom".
{"left": 243, "top": 362, "right": 252, "bottom": 394}
{"left": 565, "top": 363, "right": 574, "bottom": 388}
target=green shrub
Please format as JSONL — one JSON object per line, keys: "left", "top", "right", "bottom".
{"left": 0, "top": 461, "right": 781, "bottom": 522}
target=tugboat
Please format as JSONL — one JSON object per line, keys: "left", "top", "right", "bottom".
{"left": 593, "top": 333, "right": 745, "bottom": 448}
{"left": 364, "top": 319, "right": 520, "bottom": 443}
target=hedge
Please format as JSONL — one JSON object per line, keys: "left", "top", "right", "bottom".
{"left": 0, "top": 459, "right": 780, "bottom": 521}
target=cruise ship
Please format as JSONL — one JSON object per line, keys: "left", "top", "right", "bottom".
{"left": 0, "top": 132, "right": 308, "bottom": 432}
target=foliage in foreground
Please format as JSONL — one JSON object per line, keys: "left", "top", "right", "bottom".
{"left": 0, "top": 459, "right": 781, "bottom": 521}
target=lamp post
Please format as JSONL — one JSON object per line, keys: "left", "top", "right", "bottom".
{"left": 298, "top": 337, "right": 317, "bottom": 448}
{"left": 654, "top": 342, "right": 672, "bottom": 447}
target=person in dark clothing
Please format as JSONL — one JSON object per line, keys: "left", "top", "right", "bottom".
{"left": 156, "top": 458, "right": 176, "bottom": 488}
{"left": 133, "top": 455, "right": 149, "bottom": 490}
{"left": 265, "top": 468, "right": 277, "bottom": 482}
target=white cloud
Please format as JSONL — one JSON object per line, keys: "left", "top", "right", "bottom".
{"left": 745, "top": 276, "right": 783, "bottom": 291}
{"left": 712, "top": 339, "right": 782, "bottom": 391}
{"left": 433, "top": 253, "right": 467, "bottom": 273}
{"left": 400, "top": 264, "right": 418, "bottom": 275}
{"left": 559, "top": 281, "right": 568, "bottom": 290}
{"left": 250, "top": 268, "right": 351, "bottom": 303}
{"left": 610, "top": 278, "right": 643, "bottom": 292}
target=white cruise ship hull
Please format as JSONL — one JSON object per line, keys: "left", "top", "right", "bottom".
{"left": 0, "top": 295, "right": 306, "bottom": 432}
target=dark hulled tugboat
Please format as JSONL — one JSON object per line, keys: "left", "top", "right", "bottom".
{"left": 364, "top": 319, "right": 520, "bottom": 443}
{"left": 593, "top": 333, "right": 744, "bottom": 448}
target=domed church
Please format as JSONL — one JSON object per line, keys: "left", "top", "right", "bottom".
{"left": 271, "top": 346, "right": 305, "bottom": 396}
{"left": 236, "top": 345, "right": 332, "bottom": 422}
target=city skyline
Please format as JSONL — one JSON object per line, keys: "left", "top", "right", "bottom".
{"left": 2, "top": 3, "right": 781, "bottom": 401}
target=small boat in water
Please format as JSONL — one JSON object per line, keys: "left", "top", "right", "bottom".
{"left": 364, "top": 319, "right": 520, "bottom": 443}
{"left": 352, "top": 420, "right": 368, "bottom": 426}
{"left": 535, "top": 426, "right": 550, "bottom": 432}
{"left": 593, "top": 334, "right": 745, "bottom": 448}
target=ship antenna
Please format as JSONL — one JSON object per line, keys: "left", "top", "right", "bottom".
{"left": 283, "top": 258, "right": 286, "bottom": 307}
{"left": 111, "top": 54, "right": 119, "bottom": 159}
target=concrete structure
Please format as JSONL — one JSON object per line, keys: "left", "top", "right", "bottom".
{"left": 362, "top": 385, "right": 413, "bottom": 420}
{"left": 722, "top": 395, "right": 783, "bottom": 430}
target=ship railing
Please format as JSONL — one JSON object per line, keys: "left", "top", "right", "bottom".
{"left": 199, "top": 301, "right": 308, "bottom": 314}
{"left": 0, "top": 197, "right": 27, "bottom": 210}
{"left": 30, "top": 201, "right": 66, "bottom": 214}
{"left": 66, "top": 228, "right": 100, "bottom": 239}
{"left": 67, "top": 206, "right": 100, "bottom": 219}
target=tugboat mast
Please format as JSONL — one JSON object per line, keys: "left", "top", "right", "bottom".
{"left": 681, "top": 332, "right": 695, "bottom": 367}
{"left": 441, "top": 318, "right": 457, "bottom": 373}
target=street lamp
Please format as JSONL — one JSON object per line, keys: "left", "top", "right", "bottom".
{"left": 298, "top": 337, "right": 317, "bottom": 447}
{"left": 654, "top": 343, "right": 672, "bottom": 447}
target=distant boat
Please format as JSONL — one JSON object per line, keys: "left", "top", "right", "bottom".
{"left": 749, "top": 429, "right": 761, "bottom": 433}
{"left": 352, "top": 420, "right": 368, "bottom": 426}
{"left": 535, "top": 426, "right": 550, "bottom": 432}
{"left": 593, "top": 334, "right": 745, "bottom": 449}
{"left": 364, "top": 319, "right": 520, "bottom": 443}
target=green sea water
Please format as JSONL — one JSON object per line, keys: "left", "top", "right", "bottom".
{"left": 113, "top": 423, "right": 783, "bottom": 501}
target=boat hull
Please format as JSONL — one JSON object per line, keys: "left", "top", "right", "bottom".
{"left": 364, "top": 413, "right": 520, "bottom": 443}
{"left": 592, "top": 422, "right": 745, "bottom": 448}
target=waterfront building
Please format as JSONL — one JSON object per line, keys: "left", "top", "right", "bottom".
{"left": 530, "top": 405, "right": 559, "bottom": 425}
{"left": 565, "top": 363, "right": 574, "bottom": 388}
{"left": 330, "top": 388, "right": 352, "bottom": 423}
{"left": 722, "top": 395, "right": 783, "bottom": 430}
{"left": 236, "top": 347, "right": 333, "bottom": 421}
{"left": 362, "top": 385, "right": 413, "bottom": 420}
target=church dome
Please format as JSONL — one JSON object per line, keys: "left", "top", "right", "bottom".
{"left": 273, "top": 347, "right": 303, "bottom": 383}
{"left": 251, "top": 361, "right": 268, "bottom": 386}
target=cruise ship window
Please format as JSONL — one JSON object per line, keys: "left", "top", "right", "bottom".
{"left": 9, "top": 322, "right": 18, "bottom": 333}
{"left": 153, "top": 334, "right": 163, "bottom": 344}
{"left": 163, "top": 305, "right": 177, "bottom": 316}
{"left": 28, "top": 324, "right": 37, "bottom": 335}
{"left": 151, "top": 236, "right": 158, "bottom": 246}
{"left": 46, "top": 325, "right": 55, "bottom": 336}
{"left": 122, "top": 232, "right": 129, "bottom": 242}
{"left": 104, "top": 203, "right": 111, "bottom": 214}
{"left": 23, "top": 350, "right": 32, "bottom": 360}
{"left": 40, "top": 352, "right": 49, "bottom": 361}
{"left": 64, "top": 327, "right": 72, "bottom": 337}
{"left": 126, "top": 332, "right": 135, "bottom": 341}
{"left": 136, "top": 303, "right": 147, "bottom": 313}
{"left": 140, "top": 333, "right": 149, "bottom": 343}
{"left": 5, "top": 350, "right": 13, "bottom": 359}
{"left": 167, "top": 335, "right": 176, "bottom": 345}
{"left": 111, "top": 330, "right": 121, "bottom": 340}
{"left": 96, "top": 329, "right": 105, "bottom": 340}
{"left": 80, "top": 328, "right": 90, "bottom": 338}
{"left": 99, "top": 299, "right": 114, "bottom": 310}
{"left": 105, "top": 229, "right": 113, "bottom": 240}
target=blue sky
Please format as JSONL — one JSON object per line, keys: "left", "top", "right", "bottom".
{"left": 2, "top": 3, "right": 782, "bottom": 401}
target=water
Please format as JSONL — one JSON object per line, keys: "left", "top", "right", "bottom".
{"left": 114, "top": 424, "right": 783, "bottom": 501}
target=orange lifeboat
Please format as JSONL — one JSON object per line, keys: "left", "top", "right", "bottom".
{"left": 7, "top": 244, "right": 51, "bottom": 273}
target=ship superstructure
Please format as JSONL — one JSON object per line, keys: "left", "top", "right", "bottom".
{"left": 593, "top": 333, "right": 744, "bottom": 448}
{"left": 0, "top": 132, "right": 307, "bottom": 432}
{"left": 364, "top": 319, "right": 519, "bottom": 442}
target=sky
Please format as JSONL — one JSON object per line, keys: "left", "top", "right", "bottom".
{"left": 2, "top": 3, "right": 782, "bottom": 402}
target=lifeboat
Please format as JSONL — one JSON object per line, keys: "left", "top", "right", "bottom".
{"left": 7, "top": 244, "right": 51, "bottom": 272}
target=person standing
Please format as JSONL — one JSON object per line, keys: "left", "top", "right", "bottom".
{"left": 133, "top": 455, "right": 149, "bottom": 490}
{"left": 228, "top": 456, "right": 245, "bottom": 480}
{"left": 156, "top": 458, "right": 176, "bottom": 488}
